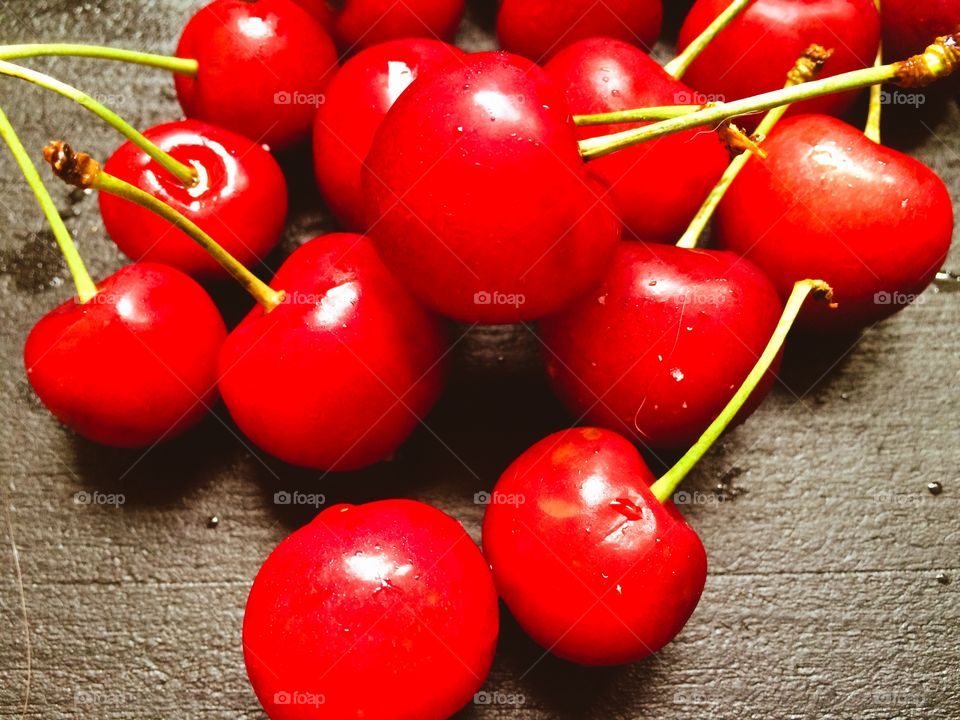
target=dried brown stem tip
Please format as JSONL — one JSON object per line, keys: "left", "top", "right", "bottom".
{"left": 808, "top": 280, "right": 838, "bottom": 308}
{"left": 42, "top": 140, "right": 100, "bottom": 188}
{"left": 788, "top": 44, "right": 835, "bottom": 86}
{"left": 896, "top": 34, "right": 960, "bottom": 87}
{"left": 719, "top": 122, "right": 768, "bottom": 159}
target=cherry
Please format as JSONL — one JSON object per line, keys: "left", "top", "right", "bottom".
{"left": 539, "top": 243, "right": 783, "bottom": 450}
{"left": 362, "top": 51, "right": 621, "bottom": 323}
{"left": 291, "top": 0, "right": 335, "bottom": 31}
{"left": 24, "top": 263, "right": 227, "bottom": 448}
{"left": 544, "top": 37, "right": 729, "bottom": 244}
{"left": 244, "top": 499, "right": 499, "bottom": 719}
{"left": 175, "top": 0, "right": 339, "bottom": 151}
{"left": 482, "top": 427, "right": 706, "bottom": 666}
{"left": 677, "top": 0, "right": 880, "bottom": 120}
{"left": 715, "top": 114, "right": 953, "bottom": 332}
{"left": 497, "top": 0, "right": 662, "bottom": 62}
{"left": 333, "top": 0, "right": 465, "bottom": 52}
{"left": 99, "top": 119, "right": 288, "bottom": 278}
{"left": 313, "top": 38, "right": 462, "bottom": 231}
{"left": 218, "top": 233, "right": 449, "bottom": 470}
{"left": 882, "top": 0, "right": 960, "bottom": 60}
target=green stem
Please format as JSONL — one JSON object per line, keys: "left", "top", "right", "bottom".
{"left": 0, "top": 43, "right": 198, "bottom": 75}
{"left": 650, "top": 280, "right": 830, "bottom": 503}
{"left": 664, "top": 0, "right": 753, "bottom": 79}
{"left": 675, "top": 46, "right": 830, "bottom": 250}
{"left": 580, "top": 63, "right": 899, "bottom": 159}
{"left": 573, "top": 105, "right": 700, "bottom": 127}
{"left": 94, "top": 172, "right": 284, "bottom": 312}
{"left": 864, "top": 0, "right": 884, "bottom": 143}
{"left": 0, "top": 60, "right": 197, "bottom": 186}
{"left": 0, "top": 107, "right": 98, "bottom": 303}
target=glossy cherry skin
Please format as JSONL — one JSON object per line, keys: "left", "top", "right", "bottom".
{"left": 539, "top": 244, "right": 782, "bottom": 450}
{"left": 715, "top": 115, "right": 954, "bottom": 332}
{"left": 218, "top": 233, "right": 448, "bottom": 470}
{"left": 24, "top": 264, "right": 227, "bottom": 448}
{"left": 333, "top": 0, "right": 465, "bottom": 52}
{"left": 545, "top": 37, "right": 729, "bottom": 244}
{"left": 882, "top": 0, "right": 960, "bottom": 60}
{"left": 677, "top": 0, "right": 880, "bottom": 121}
{"left": 175, "top": 0, "right": 339, "bottom": 151}
{"left": 313, "top": 39, "right": 463, "bottom": 231}
{"left": 244, "top": 499, "right": 499, "bottom": 719}
{"left": 497, "top": 0, "right": 662, "bottom": 61}
{"left": 100, "top": 120, "right": 288, "bottom": 278}
{"left": 363, "top": 52, "right": 622, "bottom": 323}
{"left": 483, "top": 427, "right": 706, "bottom": 666}
{"left": 291, "top": 0, "right": 335, "bottom": 30}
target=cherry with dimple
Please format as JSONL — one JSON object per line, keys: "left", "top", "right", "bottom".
{"left": 313, "top": 38, "right": 462, "bottom": 231}
{"left": 100, "top": 119, "right": 288, "bottom": 278}
{"left": 677, "top": 0, "right": 880, "bottom": 121}
{"left": 175, "top": 0, "right": 339, "bottom": 151}
{"left": 218, "top": 233, "right": 449, "bottom": 471}
{"left": 544, "top": 37, "right": 729, "bottom": 244}
{"left": 482, "top": 427, "right": 707, "bottom": 666}
{"left": 497, "top": 0, "right": 662, "bottom": 61}
{"left": 25, "top": 263, "right": 227, "bottom": 447}
{"left": 362, "top": 51, "right": 621, "bottom": 323}
{"left": 244, "top": 499, "right": 499, "bottom": 719}
{"left": 715, "top": 114, "right": 954, "bottom": 332}
{"left": 539, "top": 244, "right": 783, "bottom": 450}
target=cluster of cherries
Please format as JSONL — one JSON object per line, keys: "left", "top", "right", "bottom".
{"left": 4, "top": 0, "right": 958, "bottom": 717}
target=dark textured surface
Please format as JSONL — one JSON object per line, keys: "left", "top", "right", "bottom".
{"left": 1, "top": 2, "right": 958, "bottom": 718}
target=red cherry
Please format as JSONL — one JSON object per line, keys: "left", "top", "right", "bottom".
{"left": 100, "top": 120, "right": 288, "bottom": 279}
{"left": 218, "top": 233, "right": 448, "bottom": 470}
{"left": 539, "top": 244, "right": 782, "bottom": 450}
{"left": 715, "top": 114, "right": 953, "bottom": 332}
{"left": 363, "top": 51, "right": 621, "bottom": 323}
{"left": 497, "top": 0, "right": 662, "bottom": 62}
{"left": 244, "top": 499, "right": 499, "bottom": 719}
{"left": 175, "top": 0, "right": 339, "bottom": 151}
{"left": 333, "top": 0, "right": 465, "bottom": 52}
{"left": 291, "top": 0, "right": 335, "bottom": 30}
{"left": 677, "top": 0, "right": 880, "bottom": 120}
{"left": 544, "top": 37, "right": 728, "bottom": 244}
{"left": 882, "top": 0, "right": 960, "bottom": 60}
{"left": 483, "top": 427, "right": 706, "bottom": 666}
{"left": 24, "top": 263, "right": 226, "bottom": 448}
{"left": 313, "top": 38, "right": 463, "bottom": 231}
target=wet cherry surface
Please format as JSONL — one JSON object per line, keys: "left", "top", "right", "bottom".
{"left": 482, "top": 427, "right": 707, "bottom": 666}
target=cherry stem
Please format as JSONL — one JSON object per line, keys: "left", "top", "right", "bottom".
{"left": 675, "top": 44, "right": 833, "bottom": 250}
{"left": 663, "top": 0, "right": 753, "bottom": 79}
{"left": 573, "top": 105, "right": 700, "bottom": 126}
{"left": 864, "top": 0, "right": 884, "bottom": 144}
{"left": 579, "top": 33, "right": 960, "bottom": 160}
{"left": 42, "top": 141, "right": 284, "bottom": 313}
{"left": 0, "top": 44, "right": 198, "bottom": 75}
{"left": 650, "top": 279, "right": 833, "bottom": 504}
{"left": 0, "top": 60, "right": 198, "bottom": 187}
{"left": 0, "top": 107, "right": 98, "bottom": 303}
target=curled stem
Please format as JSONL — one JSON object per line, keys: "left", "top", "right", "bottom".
{"left": 0, "top": 60, "right": 197, "bottom": 186}
{"left": 0, "top": 43, "right": 198, "bottom": 75}
{"left": 579, "top": 33, "right": 960, "bottom": 160}
{"left": 675, "top": 44, "right": 832, "bottom": 250}
{"left": 864, "top": 0, "right": 884, "bottom": 144}
{"left": 663, "top": 0, "right": 753, "bottom": 79}
{"left": 0, "top": 107, "right": 97, "bottom": 303}
{"left": 43, "top": 141, "right": 284, "bottom": 313}
{"left": 650, "top": 280, "right": 834, "bottom": 504}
